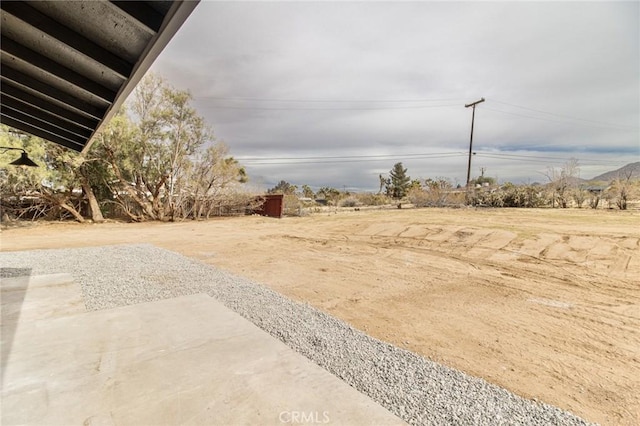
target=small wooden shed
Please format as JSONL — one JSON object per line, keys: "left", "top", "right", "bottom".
{"left": 255, "top": 194, "right": 284, "bottom": 218}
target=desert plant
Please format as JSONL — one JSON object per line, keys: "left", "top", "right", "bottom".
{"left": 268, "top": 180, "right": 297, "bottom": 195}
{"left": 283, "top": 194, "right": 303, "bottom": 216}
{"left": 339, "top": 197, "right": 359, "bottom": 207}
{"left": 356, "top": 193, "right": 391, "bottom": 206}
{"left": 572, "top": 186, "right": 588, "bottom": 208}
{"left": 410, "top": 178, "right": 456, "bottom": 207}
{"left": 544, "top": 158, "right": 580, "bottom": 208}
{"left": 607, "top": 171, "right": 637, "bottom": 210}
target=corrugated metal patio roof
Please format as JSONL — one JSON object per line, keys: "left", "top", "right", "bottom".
{"left": 0, "top": 0, "right": 199, "bottom": 153}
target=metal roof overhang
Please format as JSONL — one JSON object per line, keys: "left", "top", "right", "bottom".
{"left": 0, "top": 0, "right": 199, "bottom": 154}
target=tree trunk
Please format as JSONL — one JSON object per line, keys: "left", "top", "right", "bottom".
{"left": 43, "top": 192, "right": 85, "bottom": 223}
{"left": 59, "top": 201, "right": 86, "bottom": 223}
{"left": 114, "top": 169, "right": 157, "bottom": 219}
{"left": 104, "top": 147, "right": 158, "bottom": 220}
{"left": 82, "top": 182, "right": 105, "bottom": 222}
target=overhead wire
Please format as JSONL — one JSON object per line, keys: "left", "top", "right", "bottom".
{"left": 193, "top": 95, "right": 638, "bottom": 132}
{"left": 237, "top": 151, "right": 464, "bottom": 161}
{"left": 193, "top": 96, "right": 467, "bottom": 103}
{"left": 193, "top": 95, "right": 467, "bottom": 110}
{"left": 473, "top": 151, "right": 628, "bottom": 164}
{"left": 193, "top": 103, "right": 461, "bottom": 111}
{"left": 473, "top": 151, "right": 629, "bottom": 166}
{"left": 474, "top": 153, "right": 572, "bottom": 165}
{"left": 490, "top": 99, "right": 639, "bottom": 130}
{"left": 195, "top": 95, "right": 636, "bottom": 172}
{"left": 240, "top": 152, "right": 467, "bottom": 165}
{"left": 239, "top": 149, "right": 629, "bottom": 167}
{"left": 482, "top": 106, "right": 636, "bottom": 130}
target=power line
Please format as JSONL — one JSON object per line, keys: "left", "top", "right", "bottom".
{"left": 473, "top": 151, "right": 628, "bottom": 166}
{"left": 192, "top": 94, "right": 638, "bottom": 130}
{"left": 242, "top": 154, "right": 466, "bottom": 165}
{"left": 240, "top": 152, "right": 466, "bottom": 165}
{"left": 193, "top": 96, "right": 466, "bottom": 103}
{"left": 239, "top": 150, "right": 630, "bottom": 165}
{"left": 489, "top": 99, "right": 639, "bottom": 130}
{"left": 193, "top": 103, "right": 461, "bottom": 111}
{"left": 476, "top": 154, "right": 625, "bottom": 167}
{"left": 237, "top": 151, "right": 464, "bottom": 161}
{"left": 482, "top": 106, "right": 637, "bottom": 130}
{"left": 242, "top": 157, "right": 463, "bottom": 166}
{"left": 474, "top": 151, "right": 624, "bottom": 163}
{"left": 193, "top": 95, "right": 466, "bottom": 111}
{"left": 475, "top": 153, "right": 573, "bottom": 165}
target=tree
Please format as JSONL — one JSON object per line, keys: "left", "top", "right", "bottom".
{"left": 1, "top": 129, "right": 91, "bottom": 222}
{"left": 471, "top": 175, "right": 496, "bottom": 186}
{"left": 545, "top": 158, "right": 580, "bottom": 208}
{"left": 317, "top": 187, "right": 340, "bottom": 203}
{"left": 128, "top": 74, "right": 210, "bottom": 221}
{"left": 301, "top": 184, "right": 315, "bottom": 198}
{"left": 184, "top": 143, "right": 248, "bottom": 219}
{"left": 41, "top": 144, "right": 90, "bottom": 222}
{"left": 378, "top": 174, "right": 386, "bottom": 194}
{"left": 268, "top": 180, "right": 297, "bottom": 195}
{"left": 386, "top": 162, "right": 411, "bottom": 199}
{"left": 409, "top": 177, "right": 454, "bottom": 207}
{"left": 57, "top": 141, "right": 108, "bottom": 222}
{"left": 93, "top": 108, "right": 157, "bottom": 221}
{"left": 608, "top": 171, "right": 637, "bottom": 210}
{"left": 470, "top": 167, "right": 496, "bottom": 187}
{"left": 92, "top": 73, "right": 249, "bottom": 221}
{"left": 588, "top": 189, "right": 602, "bottom": 209}
{"left": 409, "top": 179, "right": 422, "bottom": 192}
{"left": 572, "top": 186, "right": 588, "bottom": 208}
{"left": 1, "top": 130, "right": 50, "bottom": 220}
{"left": 94, "top": 75, "right": 219, "bottom": 221}
{"left": 2, "top": 73, "right": 251, "bottom": 223}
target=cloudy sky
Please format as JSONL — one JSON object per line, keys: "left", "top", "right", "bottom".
{"left": 151, "top": 1, "right": 639, "bottom": 191}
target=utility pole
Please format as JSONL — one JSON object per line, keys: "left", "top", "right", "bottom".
{"left": 465, "top": 98, "right": 485, "bottom": 189}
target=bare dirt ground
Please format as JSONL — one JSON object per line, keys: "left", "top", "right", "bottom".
{"left": 2, "top": 207, "right": 639, "bottom": 425}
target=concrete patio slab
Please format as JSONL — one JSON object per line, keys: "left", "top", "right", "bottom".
{"left": 1, "top": 280, "right": 404, "bottom": 425}
{"left": 1, "top": 273, "right": 85, "bottom": 324}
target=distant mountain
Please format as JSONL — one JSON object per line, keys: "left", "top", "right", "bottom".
{"left": 590, "top": 162, "right": 640, "bottom": 182}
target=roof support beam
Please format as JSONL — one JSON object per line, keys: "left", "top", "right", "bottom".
{"left": 0, "top": 95, "right": 94, "bottom": 139}
{"left": 110, "top": 1, "right": 164, "bottom": 33}
{"left": 1, "top": 66, "right": 107, "bottom": 120}
{"left": 1, "top": 115, "right": 85, "bottom": 151}
{"left": 1, "top": 36, "right": 117, "bottom": 102}
{"left": 1, "top": 81, "right": 99, "bottom": 131}
{"left": 0, "top": 1, "right": 134, "bottom": 78}
{"left": 0, "top": 0, "right": 200, "bottom": 152}
{"left": 1, "top": 108, "right": 87, "bottom": 150}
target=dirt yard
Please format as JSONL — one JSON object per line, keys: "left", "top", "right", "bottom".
{"left": 2, "top": 208, "right": 638, "bottom": 425}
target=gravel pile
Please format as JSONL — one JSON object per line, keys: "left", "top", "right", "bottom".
{"left": 0, "top": 244, "right": 592, "bottom": 425}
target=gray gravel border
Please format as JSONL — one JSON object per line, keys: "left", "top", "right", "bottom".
{"left": 0, "top": 244, "right": 592, "bottom": 425}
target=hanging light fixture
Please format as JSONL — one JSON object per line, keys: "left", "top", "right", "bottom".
{"left": 0, "top": 146, "right": 39, "bottom": 167}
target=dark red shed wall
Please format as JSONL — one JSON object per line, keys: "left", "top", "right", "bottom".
{"left": 256, "top": 194, "right": 284, "bottom": 218}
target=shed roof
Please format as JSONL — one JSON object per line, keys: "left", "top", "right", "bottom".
{"left": 0, "top": 0, "right": 198, "bottom": 153}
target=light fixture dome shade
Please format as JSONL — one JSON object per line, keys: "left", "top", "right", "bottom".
{"left": 10, "top": 151, "right": 38, "bottom": 167}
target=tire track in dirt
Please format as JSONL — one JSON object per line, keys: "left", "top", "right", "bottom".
{"left": 356, "top": 222, "right": 638, "bottom": 284}
{"left": 337, "top": 220, "right": 640, "bottom": 425}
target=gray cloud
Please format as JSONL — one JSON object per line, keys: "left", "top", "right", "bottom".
{"left": 152, "top": 1, "right": 639, "bottom": 191}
